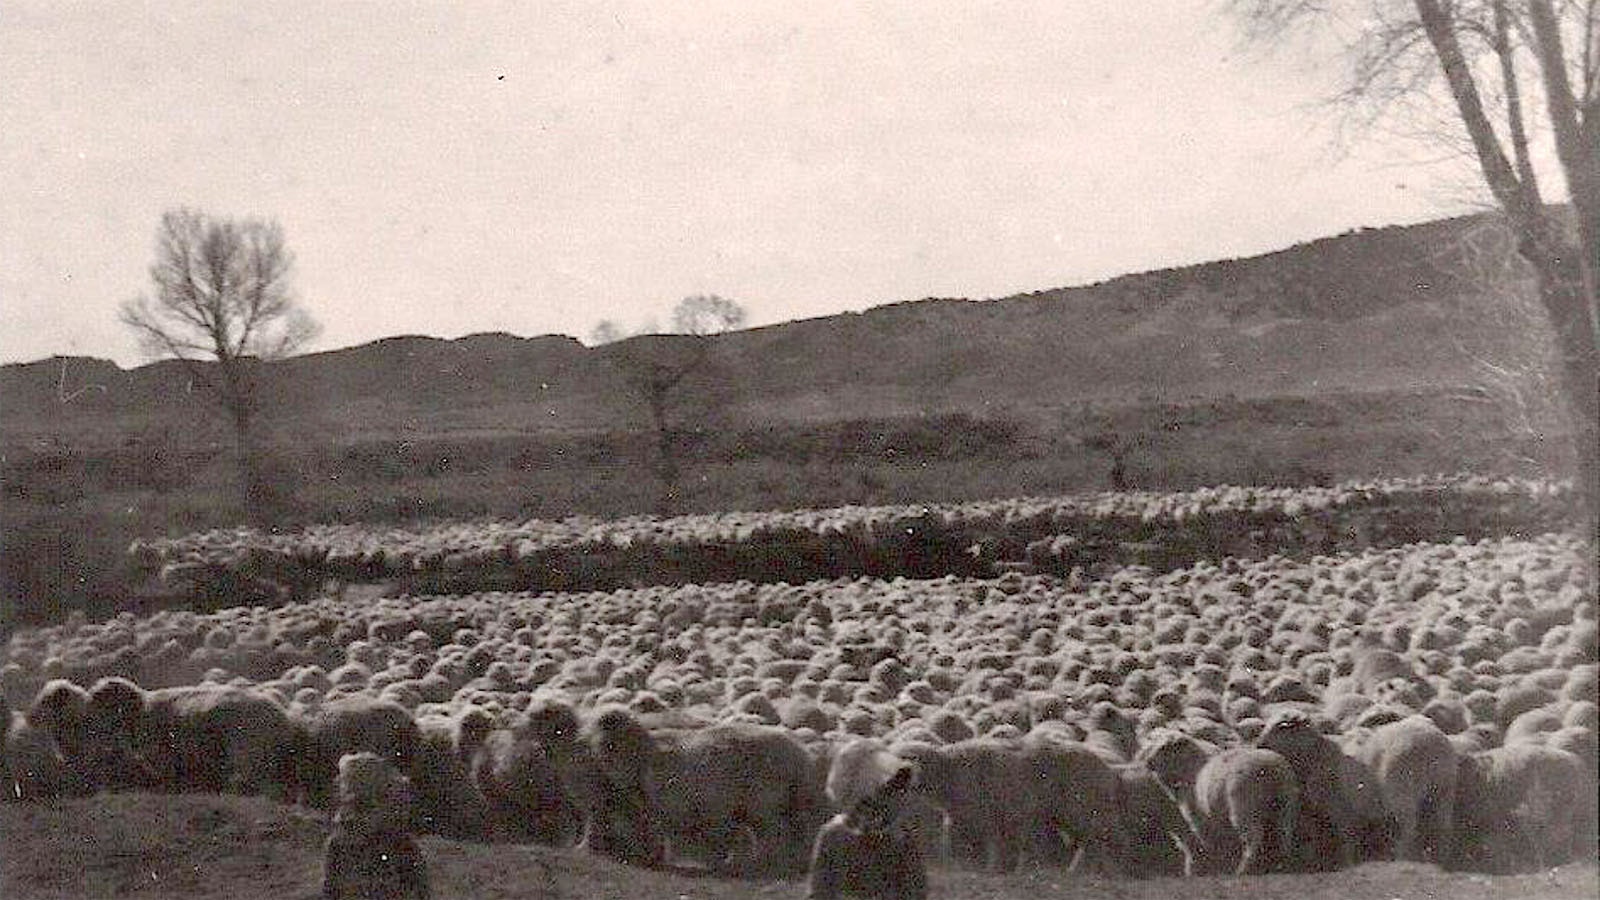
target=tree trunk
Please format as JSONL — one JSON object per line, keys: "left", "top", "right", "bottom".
{"left": 229, "top": 400, "right": 267, "bottom": 523}
{"left": 220, "top": 361, "right": 270, "bottom": 524}
{"left": 1414, "top": 0, "right": 1599, "bottom": 539}
{"left": 648, "top": 389, "right": 681, "bottom": 517}
{"left": 1519, "top": 232, "right": 1600, "bottom": 541}
{"left": 1524, "top": 0, "right": 1600, "bottom": 333}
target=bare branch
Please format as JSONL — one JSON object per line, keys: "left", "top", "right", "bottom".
{"left": 1583, "top": 0, "right": 1598, "bottom": 105}
{"left": 1224, "top": 0, "right": 1600, "bottom": 525}
{"left": 1495, "top": 0, "right": 1546, "bottom": 203}
{"left": 120, "top": 208, "right": 320, "bottom": 476}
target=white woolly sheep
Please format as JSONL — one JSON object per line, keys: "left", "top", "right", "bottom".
{"left": 1140, "top": 732, "right": 1299, "bottom": 876}
{"left": 1452, "top": 743, "right": 1598, "bottom": 872}
{"left": 1339, "top": 715, "right": 1459, "bottom": 864}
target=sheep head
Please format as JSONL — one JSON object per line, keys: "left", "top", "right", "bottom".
{"left": 1256, "top": 709, "right": 1331, "bottom": 766}
{"left": 1142, "top": 731, "right": 1211, "bottom": 798}
{"left": 453, "top": 706, "right": 496, "bottom": 758}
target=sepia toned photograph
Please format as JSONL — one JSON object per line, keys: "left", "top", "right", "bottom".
{"left": 1, "top": 2, "right": 1596, "bottom": 898}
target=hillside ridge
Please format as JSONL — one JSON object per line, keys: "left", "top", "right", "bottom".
{"left": 0, "top": 211, "right": 1535, "bottom": 443}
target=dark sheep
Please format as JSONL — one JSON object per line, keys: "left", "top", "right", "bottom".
{"left": 892, "top": 738, "right": 1032, "bottom": 872}
{"left": 4, "top": 710, "right": 79, "bottom": 800}
{"left": 1019, "top": 734, "right": 1131, "bottom": 873}
{"left": 291, "top": 697, "right": 421, "bottom": 808}
{"left": 26, "top": 680, "right": 91, "bottom": 782}
{"left": 1111, "top": 762, "right": 1193, "bottom": 877}
{"left": 808, "top": 765, "right": 929, "bottom": 900}
{"left": 408, "top": 713, "right": 492, "bottom": 839}
{"left": 94, "top": 681, "right": 297, "bottom": 795}
{"left": 1256, "top": 710, "right": 1394, "bottom": 868}
{"left": 322, "top": 752, "right": 430, "bottom": 899}
{"left": 557, "top": 706, "right": 671, "bottom": 865}
{"left": 81, "top": 676, "right": 165, "bottom": 790}
{"left": 466, "top": 723, "right": 584, "bottom": 845}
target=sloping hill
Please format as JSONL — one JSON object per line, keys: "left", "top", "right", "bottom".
{"left": 0, "top": 212, "right": 1540, "bottom": 445}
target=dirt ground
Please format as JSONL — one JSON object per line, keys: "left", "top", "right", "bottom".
{"left": 1, "top": 793, "right": 1594, "bottom": 900}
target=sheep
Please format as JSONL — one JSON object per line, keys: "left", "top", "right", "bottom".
{"left": 1018, "top": 733, "right": 1131, "bottom": 874}
{"left": 1255, "top": 709, "right": 1393, "bottom": 868}
{"left": 826, "top": 738, "right": 912, "bottom": 812}
{"left": 1502, "top": 704, "right": 1566, "bottom": 746}
{"left": 1542, "top": 725, "right": 1598, "bottom": 774}
{"left": 462, "top": 719, "right": 584, "bottom": 846}
{"left": 3, "top": 710, "right": 78, "bottom": 800}
{"left": 291, "top": 696, "right": 421, "bottom": 808}
{"left": 25, "top": 679, "right": 91, "bottom": 783}
{"left": 891, "top": 738, "right": 1033, "bottom": 872}
{"left": 1338, "top": 714, "right": 1459, "bottom": 864}
{"left": 1451, "top": 743, "right": 1598, "bottom": 872}
{"left": 579, "top": 707, "right": 825, "bottom": 874}
{"left": 925, "top": 710, "right": 974, "bottom": 744}
{"left": 1347, "top": 646, "right": 1418, "bottom": 694}
{"left": 74, "top": 676, "right": 163, "bottom": 790}
{"left": 1110, "top": 762, "right": 1193, "bottom": 877}
{"left": 86, "top": 679, "right": 297, "bottom": 796}
{"left": 321, "top": 752, "right": 431, "bottom": 899}
{"left": 825, "top": 738, "right": 948, "bottom": 863}
{"left": 1140, "top": 731, "right": 1299, "bottom": 876}
{"left": 408, "top": 711, "right": 491, "bottom": 839}
{"left": 513, "top": 701, "right": 663, "bottom": 864}
{"left": 1082, "top": 702, "right": 1139, "bottom": 763}
{"left": 808, "top": 758, "right": 929, "bottom": 899}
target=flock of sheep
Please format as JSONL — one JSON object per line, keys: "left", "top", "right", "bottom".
{"left": 2, "top": 530, "right": 1597, "bottom": 888}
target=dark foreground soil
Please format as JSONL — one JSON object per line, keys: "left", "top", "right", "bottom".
{"left": 1, "top": 793, "right": 1594, "bottom": 900}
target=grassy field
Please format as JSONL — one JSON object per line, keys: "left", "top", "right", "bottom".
{"left": 1, "top": 793, "right": 1593, "bottom": 900}
{"left": 1, "top": 388, "right": 1573, "bottom": 632}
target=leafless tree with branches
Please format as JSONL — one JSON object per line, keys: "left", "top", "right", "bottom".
{"left": 119, "top": 207, "right": 319, "bottom": 515}
{"left": 1228, "top": 0, "right": 1599, "bottom": 533}
{"left": 596, "top": 295, "right": 747, "bottom": 514}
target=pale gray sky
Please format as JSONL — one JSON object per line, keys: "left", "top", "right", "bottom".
{"left": 1, "top": 1, "right": 1483, "bottom": 367}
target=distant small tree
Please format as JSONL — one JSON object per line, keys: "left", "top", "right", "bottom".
{"left": 1083, "top": 430, "right": 1140, "bottom": 491}
{"left": 119, "top": 207, "right": 319, "bottom": 517}
{"left": 671, "top": 293, "right": 748, "bottom": 336}
{"left": 588, "top": 319, "right": 626, "bottom": 346}
{"left": 599, "top": 294, "right": 747, "bottom": 514}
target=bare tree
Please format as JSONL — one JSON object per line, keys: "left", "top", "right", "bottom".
{"left": 1229, "top": 0, "right": 1599, "bottom": 531}
{"left": 119, "top": 207, "right": 319, "bottom": 514}
{"left": 671, "top": 293, "right": 748, "bottom": 336}
{"left": 598, "top": 294, "right": 747, "bottom": 514}
{"left": 588, "top": 319, "right": 627, "bottom": 346}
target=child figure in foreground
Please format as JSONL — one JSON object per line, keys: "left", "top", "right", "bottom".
{"left": 808, "top": 751, "right": 929, "bottom": 900}
{"left": 322, "top": 751, "right": 431, "bottom": 900}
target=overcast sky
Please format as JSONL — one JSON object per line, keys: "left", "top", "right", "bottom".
{"left": 1, "top": 1, "right": 1489, "bottom": 368}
